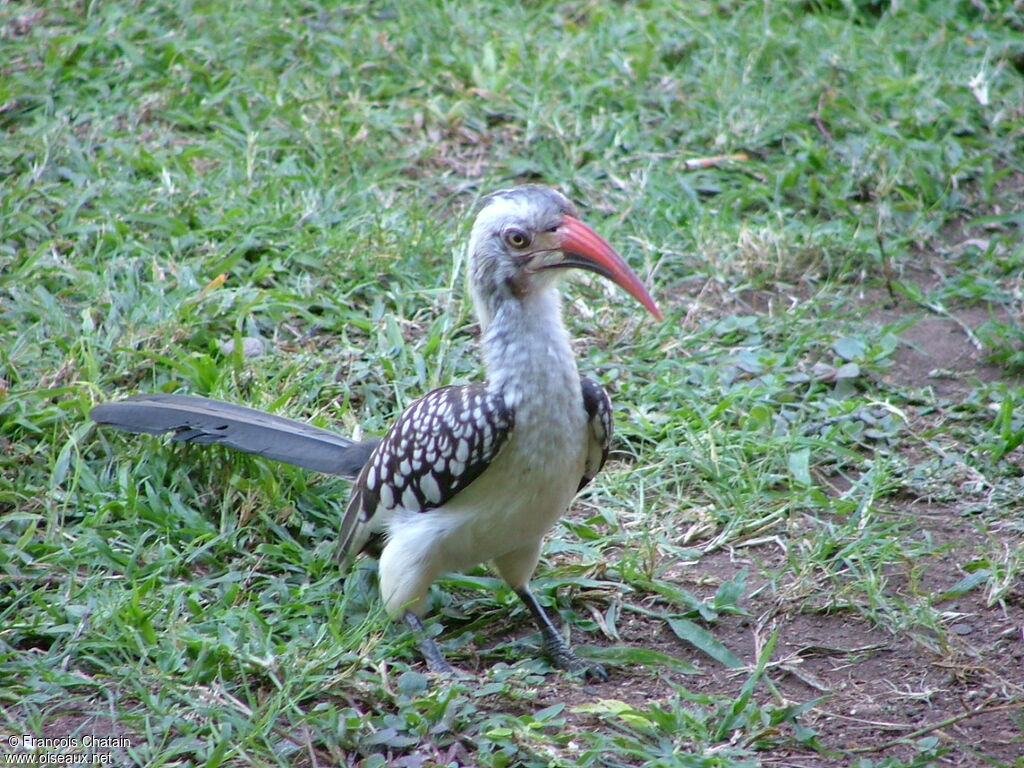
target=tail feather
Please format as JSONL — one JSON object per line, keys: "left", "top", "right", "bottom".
{"left": 90, "top": 394, "right": 378, "bottom": 479}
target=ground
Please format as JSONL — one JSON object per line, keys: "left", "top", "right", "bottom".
{"left": 3, "top": 1, "right": 1023, "bottom": 766}
{"left": 524, "top": 252, "right": 1024, "bottom": 766}
{"left": 10, "top": 251, "right": 1021, "bottom": 768}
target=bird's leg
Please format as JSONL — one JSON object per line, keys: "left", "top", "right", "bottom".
{"left": 403, "top": 611, "right": 453, "bottom": 674}
{"left": 515, "top": 586, "right": 608, "bottom": 682}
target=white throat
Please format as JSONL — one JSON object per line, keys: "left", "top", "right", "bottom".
{"left": 482, "top": 287, "right": 579, "bottom": 410}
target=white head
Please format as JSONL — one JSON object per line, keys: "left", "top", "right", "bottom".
{"left": 466, "top": 186, "right": 661, "bottom": 330}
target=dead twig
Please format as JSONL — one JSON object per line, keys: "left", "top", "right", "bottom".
{"left": 919, "top": 299, "right": 986, "bottom": 350}
{"left": 843, "top": 696, "right": 1024, "bottom": 753}
{"left": 682, "top": 153, "right": 749, "bottom": 171}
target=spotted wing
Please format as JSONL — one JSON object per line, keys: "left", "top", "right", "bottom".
{"left": 338, "top": 383, "right": 514, "bottom": 557}
{"left": 578, "top": 376, "right": 613, "bottom": 492}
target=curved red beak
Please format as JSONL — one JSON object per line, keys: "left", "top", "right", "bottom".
{"left": 550, "top": 215, "right": 663, "bottom": 321}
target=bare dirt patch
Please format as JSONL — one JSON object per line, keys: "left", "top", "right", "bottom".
{"left": 528, "top": 520, "right": 1023, "bottom": 765}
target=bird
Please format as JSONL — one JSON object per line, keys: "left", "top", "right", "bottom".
{"left": 91, "top": 185, "right": 661, "bottom": 680}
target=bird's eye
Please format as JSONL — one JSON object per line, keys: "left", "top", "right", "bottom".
{"left": 503, "top": 229, "right": 531, "bottom": 249}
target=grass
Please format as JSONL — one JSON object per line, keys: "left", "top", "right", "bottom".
{"left": 2, "top": 0, "right": 1024, "bottom": 765}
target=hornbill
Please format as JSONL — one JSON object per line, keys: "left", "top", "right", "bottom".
{"left": 91, "top": 186, "right": 661, "bottom": 679}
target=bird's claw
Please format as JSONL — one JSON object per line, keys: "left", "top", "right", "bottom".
{"left": 583, "top": 662, "right": 609, "bottom": 682}
{"left": 550, "top": 647, "right": 609, "bottom": 682}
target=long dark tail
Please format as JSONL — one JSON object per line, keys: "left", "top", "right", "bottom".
{"left": 90, "top": 394, "right": 379, "bottom": 479}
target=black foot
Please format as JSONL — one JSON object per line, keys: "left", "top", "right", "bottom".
{"left": 515, "top": 587, "right": 608, "bottom": 682}
{"left": 403, "top": 611, "right": 454, "bottom": 674}
{"left": 548, "top": 645, "right": 608, "bottom": 682}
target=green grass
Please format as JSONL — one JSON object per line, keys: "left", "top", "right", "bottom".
{"left": 3, "top": 0, "right": 1024, "bottom": 766}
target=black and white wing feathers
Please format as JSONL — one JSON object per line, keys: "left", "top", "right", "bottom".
{"left": 578, "top": 376, "right": 613, "bottom": 492}
{"left": 339, "top": 383, "right": 514, "bottom": 556}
